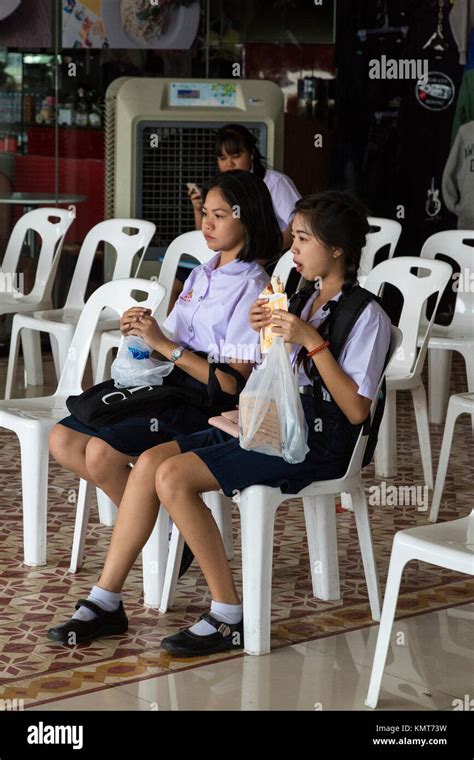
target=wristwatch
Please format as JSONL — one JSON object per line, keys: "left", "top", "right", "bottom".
{"left": 170, "top": 345, "right": 185, "bottom": 363}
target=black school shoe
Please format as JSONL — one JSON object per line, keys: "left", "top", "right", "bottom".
{"left": 178, "top": 542, "right": 194, "bottom": 577}
{"left": 161, "top": 613, "right": 244, "bottom": 657}
{"left": 47, "top": 599, "right": 128, "bottom": 645}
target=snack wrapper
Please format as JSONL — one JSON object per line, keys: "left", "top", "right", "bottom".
{"left": 260, "top": 275, "right": 288, "bottom": 353}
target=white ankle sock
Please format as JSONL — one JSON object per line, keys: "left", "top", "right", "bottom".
{"left": 189, "top": 600, "right": 243, "bottom": 636}
{"left": 72, "top": 586, "right": 122, "bottom": 622}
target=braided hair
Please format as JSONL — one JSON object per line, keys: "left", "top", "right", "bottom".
{"left": 290, "top": 190, "right": 371, "bottom": 379}
{"left": 292, "top": 190, "right": 370, "bottom": 295}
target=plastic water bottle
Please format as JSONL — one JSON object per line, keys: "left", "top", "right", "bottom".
{"left": 125, "top": 335, "right": 151, "bottom": 360}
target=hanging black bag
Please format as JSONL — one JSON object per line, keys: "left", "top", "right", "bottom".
{"left": 66, "top": 353, "right": 245, "bottom": 430}
{"left": 289, "top": 284, "right": 391, "bottom": 468}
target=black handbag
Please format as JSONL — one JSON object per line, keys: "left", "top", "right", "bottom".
{"left": 66, "top": 353, "right": 246, "bottom": 431}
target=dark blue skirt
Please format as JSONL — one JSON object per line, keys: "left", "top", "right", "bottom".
{"left": 175, "top": 395, "right": 361, "bottom": 496}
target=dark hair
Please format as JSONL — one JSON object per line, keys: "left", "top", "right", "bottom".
{"left": 293, "top": 190, "right": 370, "bottom": 294}
{"left": 215, "top": 124, "right": 267, "bottom": 179}
{"left": 201, "top": 170, "right": 282, "bottom": 263}
{"left": 291, "top": 191, "right": 371, "bottom": 380}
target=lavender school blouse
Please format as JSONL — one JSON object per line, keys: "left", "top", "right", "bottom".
{"left": 163, "top": 252, "right": 269, "bottom": 363}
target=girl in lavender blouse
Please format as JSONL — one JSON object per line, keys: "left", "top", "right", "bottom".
{"left": 48, "top": 191, "right": 391, "bottom": 652}
{"left": 47, "top": 171, "right": 280, "bottom": 631}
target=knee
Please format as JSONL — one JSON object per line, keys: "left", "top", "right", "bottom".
{"left": 155, "top": 457, "right": 187, "bottom": 505}
{"left": 85, "top": 438, "right": 125, "bottom": 483}
{"left": 48, "top": 424, "right": 74, "bottom": 462}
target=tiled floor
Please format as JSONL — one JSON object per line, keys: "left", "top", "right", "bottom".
{"left": 0, "top": 353, "right": 472, "bottom": 711}
{"left": 25, "top": 605, "right": 474, "bottom": 711}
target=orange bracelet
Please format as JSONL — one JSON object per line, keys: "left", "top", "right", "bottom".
{"left": 307, "top": 340, "right": 330, "bottom": 359}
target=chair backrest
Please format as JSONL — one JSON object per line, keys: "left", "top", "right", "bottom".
{"left": 55, "top": 278, "right": 166, "bottom": 398}
{"left": 359, "top": 217, "right": 402, "bottom": 281}
{"left": 364, "top": 256, "right": 452, "bottom": 378}
{"left": 63, "top": 219, "right": 156, "bottom": 310}
{"left": 0, "top": 208, "right": 73, "bottom": 302}
{"left": 345, "top": 325, "right": 402, "bottom": 476}
{"left": 272, "top": 249, "right": 296, "bottom": 288}
{"left": 419, "top": 230, "right": 474, "bottom": 337}
{"left": 154, "top": 230, "right": 216, "bottom": 322}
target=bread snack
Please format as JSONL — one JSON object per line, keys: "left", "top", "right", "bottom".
{"left": 260, "top": 275, "right": 288, "bottom": 353}
{"left": 239, "top": 393, "right": 283, "bottom": 452}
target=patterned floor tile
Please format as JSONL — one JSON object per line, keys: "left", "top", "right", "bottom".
{"left": 0, "top": 354, "right": 472, "bottom": 706}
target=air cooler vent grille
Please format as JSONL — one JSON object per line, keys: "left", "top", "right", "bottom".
{"left": 104, "top": 93, "right": 118, "bottom": 220}
{"left": 136, "top": 121, "right": 266, "bottom": 254}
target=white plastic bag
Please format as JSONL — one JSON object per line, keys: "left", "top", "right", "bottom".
{"left": 111, "top": 336, "right": 174, "bottom": 388}
{"left": 239, "top": 337, "right": 309, "bottom": 463}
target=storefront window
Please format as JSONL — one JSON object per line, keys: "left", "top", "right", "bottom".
{"left": 0, "top": 0, "right": 336, "bottom": 349}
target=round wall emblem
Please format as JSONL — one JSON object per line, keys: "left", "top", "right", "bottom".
{"left": 416, "top": 71, "right": 455, "bottom": 111}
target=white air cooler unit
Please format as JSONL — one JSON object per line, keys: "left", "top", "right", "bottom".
{"left": 104, "top": 78, "right": 285, "bottom": 270}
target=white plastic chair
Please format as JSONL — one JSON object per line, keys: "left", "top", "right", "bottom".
{"left": 5, "top": 219, "right": 155, "bottom": 397}
{"left": 161, "top": 329, "right": 402, "bottom": 655}
{"left": 364, "top": 256, "right": 453, "bottom": 486}
{"left": 365, "top": 510, "right": 474, "bottom": 709}
{"left": 418, "top": 231, "right": 474, "bottom": 425}
{"left": 429, "top": 393, "right": 474, "bottom": 524}
{"left": 0, "top": 278, "right": 165, "bottom": 567}
{"left": 0, "top": 208, "right": 74, "bottom": 389}
{"left": 358, "top": 217, "right": 402, "bottom": 285}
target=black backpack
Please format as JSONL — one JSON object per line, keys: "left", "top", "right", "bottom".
{"left": 289, "top": 284, "right": 391, "bottom": 468}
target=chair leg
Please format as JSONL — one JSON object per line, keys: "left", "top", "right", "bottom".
{"left": 428, "top": 348, "right": 452, "bottom": 425}
{"left": 411, "top": 382, "right": 433, "bottom": 490}
{"left": 238, "top": 489, "right": 281, "bottom": 655}
{"left": 340, "top": 492, "right": 354, "bottom": 511}
{"left": 21, "top": 328, "right": 43, "bottom": 387}
{"left": 352, "top": 486, "right": 381, "bottom": 620}
{"left": 69, "top": 479, "right": 93, "bottom": 573}
{"left": 159, "top": 522, "right": 184, "bottom": 613}
{"left": 429, "top": 398, "right": 460, "bottom": 523}
{"left": 96, "top": 489, "right": 117, "bottom": 527}
{"left": 304, "top": 494, "right": 340, "bottom": 601}
{"left": 375, "top": 387, "right": 397, "bottom": 479}
{"left": 18, "top": 425, "right": 49, "bottom": 566}
{"left": 50, "top": 334, "right": 62, "bottom": 382}
{"left": 4, "top": 317, "right": 22, "bottom": 399}
{"left": 142, "top": 506, "right": 169, "bottom": 608}
{"left": 365, "top": 547, "right": 409, "bottom": 709}
{"left": 203, "top": 491, "right": 234, "bottom": 560}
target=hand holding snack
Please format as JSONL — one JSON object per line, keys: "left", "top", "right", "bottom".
{"left": 249, "top": 298, "right": 272, "bottom": 333}
{"left": 259, "top": 275, "right": 288, "bottom": 353}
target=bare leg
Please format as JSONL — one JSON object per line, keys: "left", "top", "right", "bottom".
{"left": 49, "top": 424, "right": 93, "bottom": 480}
{"left": 156, "top": 452, "right": 240, "bottom": 604}
{"left": 49, "top": 424, "right": 136, "bottom": 507}
{"left": 97, "top": 441, "right": 181, "bottom": 592}
{"left": 84, "top": 437, "right": 137, "bottom": 507}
